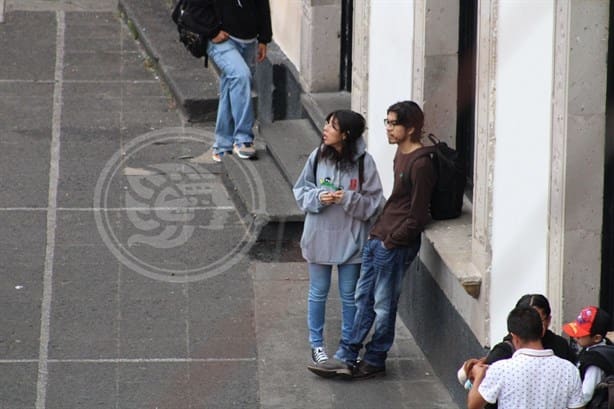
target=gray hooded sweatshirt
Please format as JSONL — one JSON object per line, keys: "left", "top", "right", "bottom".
{"left": 293, "top": 138, "right": 384, "bottom": 265}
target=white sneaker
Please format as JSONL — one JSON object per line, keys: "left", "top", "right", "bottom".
{"left": 233, "top": 143, "right": 256, "bottom": 159}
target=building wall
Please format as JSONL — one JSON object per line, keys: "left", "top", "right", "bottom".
{"left": 267, "top": 0, "right": 609, "bottom": 402}
{"left": 554, "top": 0, "right": 608, "bottom": 326}
{"left": 365, "top": 0, "right": 415, "bottom": 197}
{"left": 489, "top": 1, "right": 554, "bottom": 341}
{"left": 269, "top": 0, "right": 301, "bottom": 70}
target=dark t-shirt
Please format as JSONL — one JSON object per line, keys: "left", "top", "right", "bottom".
{"left": 370, "top": 147, "right": 435, "bottom": 248}
{"left": 188, "top": 0, "right": 273, "bottom": 43}
{"left": 484, "top": 330, "right": 576, "bottom": 365}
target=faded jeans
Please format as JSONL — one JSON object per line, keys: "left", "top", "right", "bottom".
{"left": 206, "top": 37, "right": 256, "bottom": 154}
{"left": 335, "top": 238, "right": 420, "bottom": 367}
{"left": 307, "top": 263, "right": 361, "bottom": 350}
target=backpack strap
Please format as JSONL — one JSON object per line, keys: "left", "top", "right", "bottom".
{"left": 403, "top": 147, "right": 435, "bottom": 192}
{"left": 357, "top": 154, "right": 365, "bottom": 189}
{"left": 312, "top": 148, "right": 320, "bottom": 184}
{"left": 312, "top": 148, "right": 366, "bottom": 191}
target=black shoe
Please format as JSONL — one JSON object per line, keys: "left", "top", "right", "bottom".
{"left": 307, "top": 358, "right": 353, "bottom": 378}
{"left": 352, "top": 361, "right": 386, "bottom": 380}
{"left": 311, "top": 346, "right": 329, "bottom": 364}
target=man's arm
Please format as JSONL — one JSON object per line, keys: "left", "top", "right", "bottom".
{"left": 467, "top": 364, "right": 488, "bottom": 409}
{"left": 581, "top": 365, "right": 603, "bottom": 404}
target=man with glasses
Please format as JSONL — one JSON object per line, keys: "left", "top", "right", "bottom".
{"left": 307, "top": 100, "right": 436, "bottom": 379}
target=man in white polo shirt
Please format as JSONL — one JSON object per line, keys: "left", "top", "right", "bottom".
{"left": 468, "top": 306, "right": 585, "bottom": 409}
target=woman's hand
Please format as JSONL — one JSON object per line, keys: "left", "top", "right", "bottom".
{"left": 319, "top": 192, "right": 335, "bottom": 205}
{"left": 331, "top": 190, "right": 344, "bottom": 204}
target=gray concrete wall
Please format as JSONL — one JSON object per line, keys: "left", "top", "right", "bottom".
{"left": 299, "top": 0, "right": 341, "bottom": 92}
{"left": 255, "top": 43, "right": 304, "bottom": 124}
{"left": 556, "top": 0, "right": 609, "bottom": 323}
{"left": 399, "top": 256, "right": 487, "bottom": 408}
{"left": 421, "top": 0, "right": 459, "bottom": 146}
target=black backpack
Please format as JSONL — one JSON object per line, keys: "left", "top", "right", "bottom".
{"left": 407, "top": 134, "right": 466, "bottom": 220}
{"left": 171, "top": 0, "right": 211, "bottom": 65}
{"left": 579, "top": 345, "right": 614, "bottom": 409}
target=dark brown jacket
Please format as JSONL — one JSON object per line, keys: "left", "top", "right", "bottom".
{"left": 370, "top": 147, "right": 435, "bottom": 248}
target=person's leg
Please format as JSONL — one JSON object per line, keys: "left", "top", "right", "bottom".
{"left": 336, "top": 263, "right": 361, "bottom": 350}
{"left": 334, "top": 239, "right": 378, "bottom": 363}
{"left": 307, "top": 242, "right": 376, "bottom": 378}
{"left": 206, "top": 39, "right": 252, "bottom": 155}
{"left": 307, "top": 263, "right": 332, "bottom": 349}
{"left": 362, "top": 240, "right": 420, "bottom": 368}
{"left": 231, "top": 40, "right": 256, "bottom": 147}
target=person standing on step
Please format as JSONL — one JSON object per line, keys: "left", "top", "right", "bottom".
{"left": 307, "top": 101, "right": 435, "bottom": 379}
{"left": 189, "top": 0, "right": 272, "bottom": 162}
{"left": 293, "top": 110, "right": 384, "bottom": 368}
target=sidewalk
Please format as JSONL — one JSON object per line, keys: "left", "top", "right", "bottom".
{"left": 253, "top": 262, "right": 460, "bottom": 409}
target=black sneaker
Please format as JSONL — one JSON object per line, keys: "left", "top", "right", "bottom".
{"left": 307, "top": 358, "right": 352, "bottom": 378}
{"left": 311, "top": 347, "right": 329, "bottom": 364}
{"left": 352, "top": 361, "right": 386, "bottom": 380}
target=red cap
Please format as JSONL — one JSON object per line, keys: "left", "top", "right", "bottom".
{"left": 563, "top": 306, "right": 598, "bottom": 338}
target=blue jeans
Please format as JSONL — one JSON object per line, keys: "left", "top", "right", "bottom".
{"left": 335, "top": 238, "right": 420, "bottom": 367}
{"left": 307, "top": 263, "right": 361, "bottom": 349}
{"left": 206, "top": 38, "right": 256, "bottom": 154}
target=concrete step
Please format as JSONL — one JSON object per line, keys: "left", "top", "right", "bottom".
{"left": 259, "top": 119, "right": 321, "bottom": 187}
{"left": 118, "top": 0, "right": 219, "bottom": 122}
{"left": 222, "top": 144, "right": 304, "bottom": 224}
{"left": 301, "top": 91, "right": 351, "bottom": 131}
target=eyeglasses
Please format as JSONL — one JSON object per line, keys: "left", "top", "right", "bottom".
{"left": 383, "top": 119, "right": 400, "bottom": 128}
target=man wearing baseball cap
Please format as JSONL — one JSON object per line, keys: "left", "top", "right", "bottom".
{"left": 563, "top": 306, "right": 613, "bottom": 405}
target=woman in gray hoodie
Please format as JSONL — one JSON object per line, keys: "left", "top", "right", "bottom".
{"left": 293, "top": 110, "right": 384, "bottom": 366}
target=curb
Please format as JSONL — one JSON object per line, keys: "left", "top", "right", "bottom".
{"left": 118, "top": 0, "right": 219, "bottom": 122}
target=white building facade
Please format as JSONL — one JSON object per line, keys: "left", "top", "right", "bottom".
{"left": 268, "top": 0, "right": 611, "bottom": 402}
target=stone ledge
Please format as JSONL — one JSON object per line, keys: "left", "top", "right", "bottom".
{"left": 422, "top": 203, "right": 482, "bottom": 298}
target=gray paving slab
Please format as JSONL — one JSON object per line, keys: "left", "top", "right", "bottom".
{"left": 46, "top": 362, "right": 117, "bottom": 408}
{"left": 187, "top": 274, "right": 256, "bottom": 359}
{"left": 57, "top": 134, "right": 123, "bottom": 208}
{"left": 186, "top": 361, "right": 259, "bottom": 409}
{"left": 0, "top": 83, "right": 54, "bottom": 131}
{"left": 6, "top": 0, "right": 117, "bottom": 12}
{"left": 0, "top": 363, "right": 38, "bottom": 409}
{"left": 0, "top": 211, "right": 45, "bottom": 358}
{"left": 0, "top": 129, "right": 52, "bottom": 208}
{"left": 0, "top": 11, "right": 56, "bottom": 80}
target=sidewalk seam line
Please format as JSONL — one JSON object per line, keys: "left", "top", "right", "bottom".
{"left": 35, "top": 10, "right": 64, "bottom": 409}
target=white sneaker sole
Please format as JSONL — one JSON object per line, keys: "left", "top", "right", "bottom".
{"left": 233, "top": 146, "right": 256, "bottom": 159}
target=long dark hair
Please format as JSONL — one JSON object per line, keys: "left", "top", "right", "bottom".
{"left": 319, "top": 110, "right": 366, "bottom": 171}
{"left": 515, "top": 294, "right": 551, "bottom": 317}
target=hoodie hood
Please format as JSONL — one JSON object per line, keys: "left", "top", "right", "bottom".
{"left": 353, "top": 137, "right": 367, "bottom": 160}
